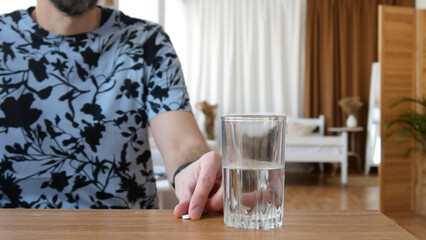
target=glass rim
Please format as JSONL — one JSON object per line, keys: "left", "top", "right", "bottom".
{"left": 221, "top": 114, "right": 287, "bottom": 122}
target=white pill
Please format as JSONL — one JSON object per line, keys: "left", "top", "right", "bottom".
{"left": 182, "top": 214, "right": 191, "bottom": 220}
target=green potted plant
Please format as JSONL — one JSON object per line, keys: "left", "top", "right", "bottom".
{"left": 384, "top": 96, "right": 426, "bottom": 156}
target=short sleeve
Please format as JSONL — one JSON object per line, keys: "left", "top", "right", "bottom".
{"left": 143, "top": 27, "right": 192, "bottom": 121}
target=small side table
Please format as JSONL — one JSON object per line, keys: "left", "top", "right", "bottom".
{"left": 328, "top": 127, "right": 364, "bottom": 173}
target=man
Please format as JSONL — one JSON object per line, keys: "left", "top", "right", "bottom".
{"left": 0, "top": 0, "right": 222, "bottom": 220}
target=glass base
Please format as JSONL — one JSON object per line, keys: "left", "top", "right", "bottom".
{"left": 224, "top": 203, "right": 283, "bottom": 230}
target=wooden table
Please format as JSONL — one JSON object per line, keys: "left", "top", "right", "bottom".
{"left": 328, "top": 127, "right": 365, "bottom": 173}
{"left": 0, "top": 209, "right": 416, "bottom": 239}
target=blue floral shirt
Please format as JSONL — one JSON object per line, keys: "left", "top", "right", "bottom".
{"left": 0, "top": 7, "right": 191, "bottom": 209}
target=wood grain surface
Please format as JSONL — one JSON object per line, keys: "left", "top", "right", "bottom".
{"left": 416, "top": 9, "right": 426, "bottom": 217}
{"left": 0, "top": 209, "right": 416, "bottom": 240}
{"left": 378, "top": 5, "right": 417, "bottom": 214}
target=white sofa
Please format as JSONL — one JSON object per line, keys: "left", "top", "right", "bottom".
{"left": 285, "top": 115, "right": 348, "bottom": 186}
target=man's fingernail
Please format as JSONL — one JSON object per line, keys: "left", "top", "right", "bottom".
{"left": 191, "top": 206, "right": 202, "bottom": 218}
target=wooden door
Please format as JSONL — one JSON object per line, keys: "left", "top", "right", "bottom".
{"left": 378, "top": 5, "right": 416, "bottom": 214}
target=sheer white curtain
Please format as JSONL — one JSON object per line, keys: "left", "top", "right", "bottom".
{"left": 182, "top": 0, "right": 307, "bottom": 119}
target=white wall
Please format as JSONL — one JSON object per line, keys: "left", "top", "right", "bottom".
{"left": 417, "top": 0, "right": 426, "bottom": 8}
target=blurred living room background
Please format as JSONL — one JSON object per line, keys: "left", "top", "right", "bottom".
{"left": 1, "top": 0, "right": 425, "bottom": 238}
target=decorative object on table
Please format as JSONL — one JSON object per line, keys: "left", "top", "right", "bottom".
{"left": 346, "top": 114, "right": 357, "bottom": 128}
{"left": 338, "top": 96, "right": 363, "bottom": 127}
{"left": 384, "top": 96, "right": 426, "bottom": 156}
{"left": 105, "top": 0, "right": 115, "bottom": 6}
{"left": 196, "top": 101, "right": 218, "bottom": 140}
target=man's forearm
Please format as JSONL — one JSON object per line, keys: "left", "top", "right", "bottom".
{"left": 149, "top": 111, "right": 212, "bottom": 186}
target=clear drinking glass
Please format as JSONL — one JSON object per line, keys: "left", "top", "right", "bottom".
{"left": 221, "top": 115, "right": 286, "bottom": 230}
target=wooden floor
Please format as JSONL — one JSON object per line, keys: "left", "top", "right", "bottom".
{"left": 285, "top": 172, "right": 379, "bottom": 210}
{"left": 284, "top": 172, "right": 426, "bottom": 239}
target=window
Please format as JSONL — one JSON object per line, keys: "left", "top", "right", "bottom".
{"left": 118, "top": 0, "right": 162, "bottom": 24}
{"left": 0, "top": 1, "right": 36, "bottom": 15}
{"left": 118, "top": 0, "right": 187, "bottom": 77}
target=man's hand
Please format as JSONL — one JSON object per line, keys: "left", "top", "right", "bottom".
{"left": 173, "top": 151, "right": 223, "bottom": 220}
{"left": 149, "top": 111, "right": 222, "bottom": 219}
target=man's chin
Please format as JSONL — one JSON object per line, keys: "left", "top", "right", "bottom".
{"left": 49, "top": 0, "right": 99, "bottom": 16}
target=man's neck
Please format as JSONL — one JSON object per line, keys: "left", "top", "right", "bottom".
{"left": 32, "top": 0, "right": 101, "bottom": 36}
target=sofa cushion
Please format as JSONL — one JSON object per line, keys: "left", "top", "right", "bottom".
{"left": 286, "top": 121, "right": 315, "bottom": 136}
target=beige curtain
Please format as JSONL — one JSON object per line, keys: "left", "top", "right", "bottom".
{"left": 304, "top": 0, "right": 414, "bottom": 170}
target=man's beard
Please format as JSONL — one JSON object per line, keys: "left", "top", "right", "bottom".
{"left": 49, "top": 0, "right": 99, "bottom": 16}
